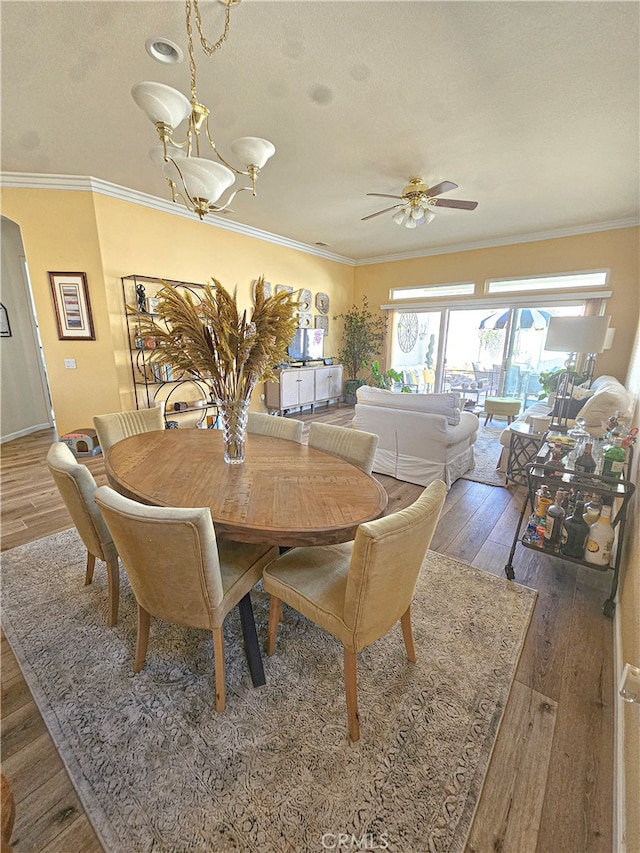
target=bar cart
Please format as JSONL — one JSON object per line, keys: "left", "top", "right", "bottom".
{"left": 504, "top": 441, "right": 635, "bottom": 617}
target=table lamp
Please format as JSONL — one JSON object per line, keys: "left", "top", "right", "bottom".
{"left": 544, "top": 315, "right": 610, "bottom": 430}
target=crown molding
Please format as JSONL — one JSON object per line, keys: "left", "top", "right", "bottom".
{"left": 2, "top": 172, "right": 637, "bottom": 267}
{"left": 354, "top": 218, "right": 640, "bottom": 266}
{"left": 0, "top": 172, "right": 354, "bottom": 267}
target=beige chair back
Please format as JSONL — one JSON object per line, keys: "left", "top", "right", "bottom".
{"left": 344, "top": 480, "right": 447, "bottom": 651}
{"left": 46, "top": 442, "right": 115, "bottom": 564}
{"left": 94, "top": 486, "right": 223, "bottom": 630}
{"left": 247, "top": 412, "right": 303, "bottom": 443}
{"left": 308, "top": 422, "right": 378, "bottom": 474}
{"left": 93, "top": 407, "right": 164, "bottom": 454}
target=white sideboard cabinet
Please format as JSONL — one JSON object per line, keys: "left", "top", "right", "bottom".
{"left": 265, "top": 364, "right": 343, "bottom": 414}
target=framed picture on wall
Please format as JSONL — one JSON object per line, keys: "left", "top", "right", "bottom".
{"left": 48, "top": 272, "right": 95, "bottom": 340}
{"left": 0, "top": 304, "right": 11, "bottom": 337}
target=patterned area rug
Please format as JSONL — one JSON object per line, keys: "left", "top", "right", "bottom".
{"left": 2, "top": 529, "right": 536, "bottom": 853}
{"left": 463, "top": 424, "right": 507, "bottom": 487}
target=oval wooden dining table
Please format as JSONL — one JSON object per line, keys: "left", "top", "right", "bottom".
{"left": 105, "top": 429, "right": 388, "bottom": 547}
{"left": 105, "top": 429, "right": 388, "bottom": 689}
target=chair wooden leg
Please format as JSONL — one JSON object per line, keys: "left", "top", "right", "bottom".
{"left": 343, "top": 648, "right": 360, "bottom": 742}
{"left": 134, "top": 605, "right": 150, "bottom": 673}
{"left": 400, "top": 606, "right": 417, "bottom": 663}
{"left": 84, "top": 551, "right": 95, "bottom": 585}
{"left": 212, "top": 626, "right": 226, "bottom": 712}
{"left": 105, "top": 557, "right": 120, "bottom": 627}
{"left": 266, "top": 596, "right": 282, "bottom": 657}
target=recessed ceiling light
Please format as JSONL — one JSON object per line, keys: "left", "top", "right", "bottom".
{"left": 145, "top": 37, "right": 183, "bottom": 65}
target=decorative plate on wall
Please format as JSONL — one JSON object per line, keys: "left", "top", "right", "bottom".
{"left": 297, "top": 312, "right": 312, "bottom": 328}
{"left": 252, "top": 279, "right": 272, "bottom": 300}
{"left": 298, "top": 288, "right": 312, "bottom": 311}
{"left": 275, "top": 284, "right": 293, "bottom": 295}
{"left": 315, "top": 292, "right": 330, "bottom": 314}
{"left": 397, "top": 312, "right": 419, "bottom": 353}
{"left": 315, "top": 314, "right": 329, "bottom": 333}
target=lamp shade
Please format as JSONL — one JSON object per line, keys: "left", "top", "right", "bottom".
{"left": 164, "top": 157, "right": 235, "bottom": 204}
{"left": 544, "top": 316, "right": 610, "bottom": 354}
{"left": 131, "top": 82, "right": 191, "bottom": 128}
{"left": 230, "top": 136, "right": 276, "bottom": 169}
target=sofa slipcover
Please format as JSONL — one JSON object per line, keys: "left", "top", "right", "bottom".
{"left": 352, "top": 386, "right": 479, "bottom": 488}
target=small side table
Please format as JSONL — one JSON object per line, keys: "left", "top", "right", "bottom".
{"left": 506, "top": 422, "right": 545, "bottom": 485}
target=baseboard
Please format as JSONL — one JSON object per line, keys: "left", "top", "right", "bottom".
{"left": 0, "top": 422, "right": 53, "bottom": 444}
{"left": 613, "top": 608, "right": 626, "bottom": 852}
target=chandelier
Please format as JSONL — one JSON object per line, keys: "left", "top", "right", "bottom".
{"left": 131, "top": 0, "right": 275, "bottom": 220}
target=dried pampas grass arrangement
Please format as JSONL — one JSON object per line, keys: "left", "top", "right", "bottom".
{"left": 133, "top": 276, "right": 300, "bottom": 404}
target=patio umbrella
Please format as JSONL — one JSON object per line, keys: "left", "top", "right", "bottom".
{"left": 479, "top": 308, "right": 552, "bottom": 330}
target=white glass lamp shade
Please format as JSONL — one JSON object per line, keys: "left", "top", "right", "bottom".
{"left": 149, "top": 143, "right": 185, "bottom": 166}
{"left": 164, "top": 156, "right": 235, "bottom": 204}
{"left": 230, "top": 136, "right": 276, "bottom": 168}
{"left": 392, "top": 208, "right": 408, "bottom": 225}
{"left": 545, "top": 315, "right": 610, "bottom": 354}
{"left": 423, "top": 209, "right": 436, "bottom": 225}
{"left": 131, "top": 82, "right": 191, "bottom": 128}
{"left": 405, "top": 216, "right": 417, "bottom": 229}
{"left": 411, "top": 207, "right": 424, "bottom": 220}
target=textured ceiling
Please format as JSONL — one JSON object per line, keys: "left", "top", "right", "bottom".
{"left": 2, "top": 0, "right": 639, "bottom": 261}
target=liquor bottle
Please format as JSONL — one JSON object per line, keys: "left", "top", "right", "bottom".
{"left": 602, "top": 437, "right": 626, "bottom": 479}
{"left": 585, "top": 505, "right": 615, "bottom": 567}
{"left": 547, "top": 443, "right": 565, "bottom": 475}
{"left": 583, "top": 493, "right": 602, "bottom": 526}
{"left": 544, "top": 490, "right": 566, "bottom": 552}
{"left": 561, "top": 499, "right": 590, "bottom": 558}
{"left": 574, "top": 442, "right": 597, "bottom": 474}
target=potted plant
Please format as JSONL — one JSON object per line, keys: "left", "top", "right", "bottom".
{"left": 537, "top": 367, "right": 589, "bottom": 401}
{"left": 334, "top": 296, "right": 387, "bottom": 404}
{"left": 363, "top": 359, "right": 404, "bottom": 390}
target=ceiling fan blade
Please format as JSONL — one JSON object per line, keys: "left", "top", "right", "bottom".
{"left": 425, "top": 180, "right": 458, "bottom": 198}
{"left": 361, "top": 204, "right": 404, "bottom": 221}
{"left": 366, "top": 193, "right": 405, "bottom": 199}
{"left": 432, "top": 198, "right": 478, "bottom": 210}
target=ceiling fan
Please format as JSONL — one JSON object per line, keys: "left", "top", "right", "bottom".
{"left": 362, "top": 177, "right": 478, "bottom": 228}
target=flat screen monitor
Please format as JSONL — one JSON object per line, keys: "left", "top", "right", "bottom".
{"left": 287, "top": 328, "right": 324, "bottom": 363}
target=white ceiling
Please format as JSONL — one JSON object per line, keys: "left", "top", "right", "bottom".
{"left": 2, "top": 1, "right": 639, "bottom": 262}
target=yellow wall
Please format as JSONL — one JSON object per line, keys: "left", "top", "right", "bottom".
{"left": 1, "top": 188, "right": 354, "bottom": 435}
{"left": 354, "top": 227, "right": 640, "bottom": 382}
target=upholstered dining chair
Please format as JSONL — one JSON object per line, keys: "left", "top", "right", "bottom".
{"left": 263, "top": 479, "right": 447, "bottom": 741}
{"left": 247, "top": 411, "right": 304, "bottom": 443}
{"left": 93, "top": 406, "right": 164, "bottom": 454}
{"left": 94, "top": 486, "right": 278, "bottom": 712}
{"left": 308, "top": 422, "right": 378, "bottom": 475}
{"left": 46, "top": 442, "right": 120, "bottom": 626}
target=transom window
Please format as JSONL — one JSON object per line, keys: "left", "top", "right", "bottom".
{"left": 486, "top": 270, "right": 609, "bottom": 294}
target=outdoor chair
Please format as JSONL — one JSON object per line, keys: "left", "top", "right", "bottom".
{"left": 46, "top": 442, "right": 120, "bottom": 626}
{"left": 263, "top": 479, "right": 447, "bottom": 741}
{"left": 94, "top": 486, "right": 278, "bottom": 712}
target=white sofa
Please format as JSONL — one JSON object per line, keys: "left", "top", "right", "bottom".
{"left": 498, "top": 374, "right": 633, "bottom": 468}
{"left": 352, "top": 386, "right": 479, "bottom": 488}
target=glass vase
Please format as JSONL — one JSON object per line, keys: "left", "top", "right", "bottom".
{"left": 217, "top": 399, "right": 250, "bottom": 464}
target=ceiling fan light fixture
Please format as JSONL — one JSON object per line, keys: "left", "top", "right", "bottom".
{"left": 132, "top": 0, "right": 275, "bottom": 219}
{"left": 405, "top": 216, "right": 417, "bottom": 229}
{"left": 392, "top": 208, "right": 408, "bottom": 226}
{"left": 411, "top": 207, "right": 424, "bottom": 220}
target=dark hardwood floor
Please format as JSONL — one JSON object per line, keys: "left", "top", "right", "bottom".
{"left": 1, "top": 406, "right": 614, "bottom": 852}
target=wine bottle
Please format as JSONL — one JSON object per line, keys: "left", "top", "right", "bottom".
{"left": 584, "top": 505, "right": 615, "bottom": 567}
{"left": 561, "top": 499, "right": 590, "bottom": 559}
{"left": 574, "top": 442, "right": 596, "bottom": 474}
{"left": 544, "top": 490, "right": 566, "bottom": 553}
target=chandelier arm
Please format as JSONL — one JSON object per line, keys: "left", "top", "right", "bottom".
{"left": 201, "top": 120, "right": 245, "bottom": 175}
{"left": 207, "top": 185, "right": 252, "bottom": 213}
